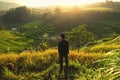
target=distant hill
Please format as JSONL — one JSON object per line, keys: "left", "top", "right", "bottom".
{"left": 0, "top": 1, "right": 19, "bottom": 10}
{"left": 88, "top": 1, "right": 120, "bottom": 10}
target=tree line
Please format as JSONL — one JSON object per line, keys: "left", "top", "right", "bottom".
{"left": 2, "top": 6, "right": 31, "bottom": 23}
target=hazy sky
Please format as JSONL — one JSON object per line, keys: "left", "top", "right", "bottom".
{"left": 0, "top": 0, "right": 120, "bottom": 7}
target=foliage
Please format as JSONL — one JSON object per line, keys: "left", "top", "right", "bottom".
{"left": 94, "top": 49, "right": 120, "bottom": 80}
{"left": 0, "top": 49, "right": 119, "bottom": 80}
{"left": 0, "top": 3, "right": 120, "bottom": 79}
{"left": 2, "top": 6, "right": 31, "bottom": 23}
{"left": 0, "top": 4, "right": 120, "bottom": 53}
{"left": 36, "top": 41, "right": 49, "bottom": 52}
{"left": 83, "top": 36, "right": 120, "bottom": 53}
{"left": 2, "top": 67, "right": 16, "bottom": 79}
{"left": 67, "top": 24, "right": 94, "bottom": 51}
{"left": 0, "top": 49, "right": 107, "bottom": 80}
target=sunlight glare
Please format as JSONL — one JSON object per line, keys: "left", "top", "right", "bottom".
{"left": 20, "top": 0, "right": 105, "bottom": 7}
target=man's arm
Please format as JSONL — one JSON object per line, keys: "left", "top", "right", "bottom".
{"left": 58, "top": 43, "right": 61, "bottom": 53}
{"left": 67, "top": 41, "right": 69, "bottom": 54}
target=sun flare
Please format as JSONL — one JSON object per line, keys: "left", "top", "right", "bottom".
{"left": 20, "top": 0, "right": 105, "bottom": 7}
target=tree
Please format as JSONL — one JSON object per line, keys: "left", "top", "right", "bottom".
{"left": 54, "top": 7, "right": 62, "bottom": 14}
{"left": 67, "top": 24, "right": 94, "bottom": 52}
{"left": 3, "top": 6, "right": 31, "bottom": 23}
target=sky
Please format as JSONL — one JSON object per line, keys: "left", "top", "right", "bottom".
{"left": 0, "top": 0, "right": 120, "bottom": 7}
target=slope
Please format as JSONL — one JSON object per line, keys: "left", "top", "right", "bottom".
{"left": 84, "top": 36, "right": 120, "bottom": 52}
{"left": 0, "top": 30, "right": 33, "bottom": 53}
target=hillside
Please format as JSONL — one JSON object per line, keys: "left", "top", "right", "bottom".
{"left": 0, "top": 24, "right": 119, "bottom": 53}
{"left": 0, "top": 1, "right": 19, "bottom": 10}
{"left": 88, "top": 1, "right": 120, "bottom": 10}
{"left": 87, "top": 20, "right": 120, "bottom": 38}
{"left": 0, "top": 49, "right": 120, "bottom": 80}
{"left": 0, "top": 30, "right": 33, "bottom": 53}
{"left": 83, "top": 36, "right": 120, "bottom": 52}
{"left": 0, "top": 6, "right": 120, "bottom": 53}
{"left": 0, "top": 2, "right": 120, "bottom": 80}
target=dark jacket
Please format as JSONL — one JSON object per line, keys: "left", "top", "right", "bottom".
{"left": 58, "top": 40, "right": 69, "bottom": 55}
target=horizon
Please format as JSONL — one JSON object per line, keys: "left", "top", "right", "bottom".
{"left": 0, "top": 0, "right": 120, "bottom": 7}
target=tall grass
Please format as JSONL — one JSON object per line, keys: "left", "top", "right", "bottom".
{"left": 0, "top": 49, "right": 108, "bottom": 80}
{"left": 90, "top": 44, "right": 120, "bottom": 53}
{"left": 102, "top": 50, "right": 120, "bottom": 80}
{"left": 0, "top": 49, "right": 120, "bottom": 80}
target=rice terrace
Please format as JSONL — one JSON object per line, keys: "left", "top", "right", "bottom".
{"left": 0, "top": 0, "right": 120, "bottom": 80}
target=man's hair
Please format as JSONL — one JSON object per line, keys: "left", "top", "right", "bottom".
{"left": 60, "top": 34, "right": 65, "bottom": 39}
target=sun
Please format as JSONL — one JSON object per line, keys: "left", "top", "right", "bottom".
{"left": 20, "top": 0, "right": 105, "bottom": 7}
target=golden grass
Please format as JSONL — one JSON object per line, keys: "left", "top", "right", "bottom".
{"left": 1, "top": 49, "right": 118, "bottom": 80}
{"left": 90, "top": 44, "right": 120, "bottom": 52}
{"left": 0, "top": 49, "right": 106, "bottom": 67}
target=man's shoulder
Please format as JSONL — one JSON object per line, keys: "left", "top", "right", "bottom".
{"left": 63, "top": 40, "right": 69, "bottom": 44}
{"left": 59, "top": 40, "right": 68, "bottom": 43}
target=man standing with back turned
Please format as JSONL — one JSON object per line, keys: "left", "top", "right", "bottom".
{"left": 58, "top": 34, "right": 69, "bottom": 73}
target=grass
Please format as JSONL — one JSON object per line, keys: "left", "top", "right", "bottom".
{"left": 1, "top": 49, "right": 118, "bottom": 80}
{"left": 83, "top": 36, "right": 120, "bottom": 53}
{"left": 0, "top": 6, "right": 120, "bottom": 79}
{"left": 0, "top": 30, "right": 33, "bottom": 53}
{"left": 0, "top": 32, "right": 119, "bottom": 79}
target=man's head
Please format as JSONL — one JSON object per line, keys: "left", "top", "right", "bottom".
{"left": 60, "top": 34, "right": 65, "bottom": 39}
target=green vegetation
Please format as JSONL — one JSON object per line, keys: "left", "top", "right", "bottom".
{"left": 0, "top": 49, "right": 120, "bottom": 80}
{"left": 83, "top": 36, "right": 120, "bottom": 53}
{"left": 0, "top": 30, "right": 33, "bottom": 53}
{"left": 0, "top": 1, "right": 120, "bottom": 79}
{"left": 3, "top": 6, "right": 31, "bottom": 23}
{"left": 2, "top": 8, "right": 119, "bottom": 51}
{"left": 67, "top": 24, "right": 94, "bottom": 51}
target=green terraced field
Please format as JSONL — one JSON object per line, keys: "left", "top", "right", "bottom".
{"left": 0, "top": 30, "right": 33, "bottom": 53}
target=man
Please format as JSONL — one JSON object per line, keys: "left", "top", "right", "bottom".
{"left": 58, "top": 34, "right": 69, "bottom": 73}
